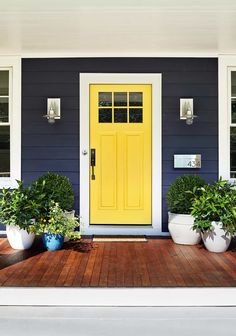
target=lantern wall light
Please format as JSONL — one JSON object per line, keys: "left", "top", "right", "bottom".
{"left": 180, "top": 98, "right": 197, "bottom": 125}
{"left": 43, "top": 98, "right": 61, "bottom": 124}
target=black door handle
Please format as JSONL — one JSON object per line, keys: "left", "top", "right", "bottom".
{"left": 91, "top": 148, "right": 96, "bottom": 180}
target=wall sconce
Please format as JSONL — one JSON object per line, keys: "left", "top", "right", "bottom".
{"left": 43, "top": 98, "right": 61, "bottom": 124}
{"left": 180, "top": 98, "right": 197, "bottom": 125}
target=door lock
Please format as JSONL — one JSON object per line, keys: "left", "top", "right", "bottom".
{"left": 91, "top": 148, "right": 96, "bottom": 180}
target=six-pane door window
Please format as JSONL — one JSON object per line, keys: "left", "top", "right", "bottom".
{"left": 98, "top": 91, "right": 143, "bottom": 123}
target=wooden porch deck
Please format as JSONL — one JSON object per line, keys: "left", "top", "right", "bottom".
{"left": 1, "top": 236, "right": 236, "bottom": 287}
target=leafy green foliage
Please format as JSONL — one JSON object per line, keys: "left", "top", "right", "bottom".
{"left": 166, "top": 175, "right": 206, "bottom": 214}
{"left": 0, "top": 178, "right": 79, "bottom": 239}
{"left": 0, "top": 181, "right": 43, "bottom": 233}
{"left": 33, "top": 172, "right": 74, "bottom": 211}
{"left": 191, "top": 178, "right": 236, "bottom": 235}
{"left": 36, "top": 201, "right": 80, "bottom": 240}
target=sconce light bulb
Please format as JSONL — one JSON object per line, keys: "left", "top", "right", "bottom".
{"left": 186, "top": 109, "right": 192, "bottom": 117}
{"left": 49, "top": 108, "right": 55, "bottom": 117}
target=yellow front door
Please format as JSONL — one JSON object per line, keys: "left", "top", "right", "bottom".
{"left": 90, "top": 84, "right": 152, "bottom": 224}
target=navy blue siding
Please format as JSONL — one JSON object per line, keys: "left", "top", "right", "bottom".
{"left": 22, "top": 58, "right": 218, "bottom": 232}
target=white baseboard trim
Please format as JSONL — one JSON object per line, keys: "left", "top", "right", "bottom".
{"left": 1, "top": 288, "right": 236, "bottom": 307}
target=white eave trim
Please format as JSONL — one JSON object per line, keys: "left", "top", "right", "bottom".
{"left": 19, "top": 53, "right": 218, "bottom": 58}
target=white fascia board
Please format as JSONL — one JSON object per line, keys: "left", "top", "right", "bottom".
{"left": 1, "top": 287, "right": 236, "bottom": 306}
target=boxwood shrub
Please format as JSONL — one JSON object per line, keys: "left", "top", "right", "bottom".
{"left": 33, "top": 172, "right": 74, "bottom": 212}
{"left": 167, "top": 175, "right": 205, "bottom": 214}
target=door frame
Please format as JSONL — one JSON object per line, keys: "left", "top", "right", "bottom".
{"left": 80, "top": 73, "right": 163, "bottom": 235}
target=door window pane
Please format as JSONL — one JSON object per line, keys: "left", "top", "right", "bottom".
{"left": 114, "top": 92, "right": 127, "bottom": 106}
{"left": 129, "top": 92, "right": 143, "bottom": 106}
{"left": 0, "top": 71, "right": 9, "bottom": 96}
{"left": 99, "top": 108, "right": 112, "bottom": 123}
{"left": 99, "top": 92, "right": 112, "bottom": 107}
{"left": 129, "top": 108, "right": 143, "bottom": 123}
{"left": 114, "top": 108, "right": 127, "bottom": 123}
{"left": 0, "top": 126, "right": 10, "bottom": 177}
{"left": 0, "top": 97, "right": 9, "bottom": 123}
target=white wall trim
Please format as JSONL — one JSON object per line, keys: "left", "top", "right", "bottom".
{"left": 20, "top": 53, "right": 218, "bottom": 58}
{"left": 0, "top": 56, "right": 21, "bottom": 189}
{"left": 1, "top": 288, "right": 236, "bottom": 306}
{"left": 219, "top": 56, "right": 236, "bottom": 180}
{"left": 80, "top": 73, "right": 162, "bottom": 235}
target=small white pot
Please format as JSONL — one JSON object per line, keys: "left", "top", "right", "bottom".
{"left": 6, "top": 224, "right": 35, "bottom": 250}
{"left": 64, "top": 210, "right": 75, "bottom": 219}
{"left": 64, "top": 210, "right": 75, "bottom": 242}
{"left": 168, "top": 212, "right": 201, "bottom": 245}
{"left": 201, "top": 221, "right": 232, "bottom": 253}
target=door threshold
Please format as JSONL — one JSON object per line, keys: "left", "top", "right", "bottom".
{"left": 83, "top": 225, "right": 169, "bottom": 236}
{"left": 93, "top": 235, "right": 147, "bottom": 242}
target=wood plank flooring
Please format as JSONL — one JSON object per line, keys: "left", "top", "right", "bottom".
{"left": 1, "top": 236, "right": 236, "bottom": 287}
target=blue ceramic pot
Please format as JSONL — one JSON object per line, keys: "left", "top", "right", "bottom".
{"left": 42, "top": 233, "right": 64, "bottom": 251}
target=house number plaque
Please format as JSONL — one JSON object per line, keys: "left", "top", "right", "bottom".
{"left": 174, "top": 154, "right": 201, "bottom": 169}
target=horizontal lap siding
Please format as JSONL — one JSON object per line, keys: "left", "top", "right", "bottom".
{"left": 22, "top": 61, "right": 80, "bottom": 214}
{"left": 161, "top": 61, "right": 218, "bottom": 231}
{"left": 22, "top": 58, "right": 218, "bottom": 232}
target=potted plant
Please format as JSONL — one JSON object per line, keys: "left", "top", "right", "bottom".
{"left": 191, "top": 178, "right": 236, "bottom": 253}
{"left": 37, "top": 201, "right": 80, "bottom": 251}
{"left": 0, "top": 181, "right": 41, "bottom": 250}
{"left": 167, "top": 175, "right": 205, "bottom": 245}
{"left": 33, "top": 172, "right": 75, "bottom": 241}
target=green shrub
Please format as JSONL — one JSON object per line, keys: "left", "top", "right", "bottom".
{"left": 191, "top": 178, "right": 236, "bottom": 235}
{"left": 167, "top": 175, "right": 205, "bottom": 214}
{"left": 0, "top": 180, "right": 42, "bottom": 233}
{"left": 33, "top": 172, "right": 74, "bottom": 212}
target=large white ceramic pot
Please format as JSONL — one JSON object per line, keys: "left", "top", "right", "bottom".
{"left": 168, "top": 212, "right": 201, "bottom": 245}
{"left": 6, "top": 224, "right": 35, "bottom": 250}
{"left": 201, "top": 221, "right": 232, "bottom": 253}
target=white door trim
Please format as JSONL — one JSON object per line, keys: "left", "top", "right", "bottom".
{"left": 80, "top": 73, "right": 163, "bottom": 235}
{"left": 219, "top": 55, "right": 236, "bottom": 181}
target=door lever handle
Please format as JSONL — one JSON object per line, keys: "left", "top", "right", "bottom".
{"left": 91, "top": 149, "right": 96, "bottom": 180}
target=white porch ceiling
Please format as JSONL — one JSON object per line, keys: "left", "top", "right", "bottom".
{"left": 1, "top": 0, "right": 236, "bottom": 56}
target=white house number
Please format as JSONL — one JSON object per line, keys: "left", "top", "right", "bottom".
{"left": 174, "top": 155, "right": 201, "bottom": 169}
{"left": 187, "top": 159, "right": 201, "bottom": 168}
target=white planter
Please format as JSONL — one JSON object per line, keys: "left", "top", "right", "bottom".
{"left": 168, "top": 212, "right": 201, "bottom": 245}
{"left": 64, "top": 210, "right": 75, "bottom": 242}
{"left": 6, "top": 224, "right": 35, "bottom": 250}
{"left": 64, "top": 210, "right": 75, "bottom": 219}
{"left": 201, "top": 221, "right": 232, "bottom": 253}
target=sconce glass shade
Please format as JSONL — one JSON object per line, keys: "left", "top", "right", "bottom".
{"left": 185, "top": 109, "right": 194, "bottom": 125}
{"left": 47, "top": 116, "right": 56, "bottom": 124}
{"left": 186, "top": 116, "right": 194, "bottom": 125}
